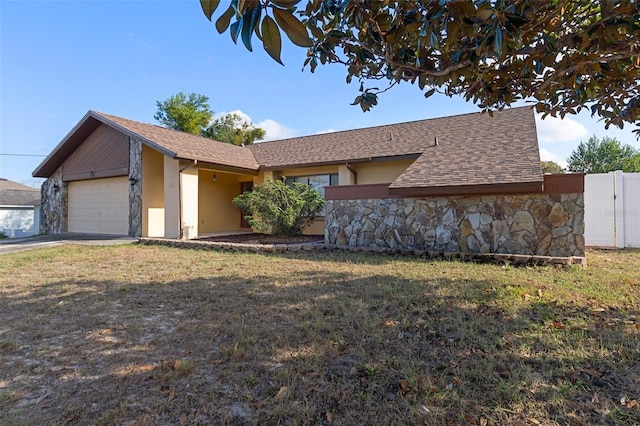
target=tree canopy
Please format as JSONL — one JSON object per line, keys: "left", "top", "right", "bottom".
{"left": 200, "top": 0, "right": 640, "bottom": 134}
{"left": 541, "top": 161, "right": 564, "bottom": 174}
{"left": 202, "top": 113, "right": 266, "bottom": 146}
{"left": 154, "top": 92, "right": 212, "bottom": 135}
{"left": 567, "top": 135, "right": 640, "bottom": 173}
{"left": 154, "top": 92, "right": 265, "bottom": 145}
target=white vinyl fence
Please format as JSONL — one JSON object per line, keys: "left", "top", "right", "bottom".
{"left": 584, "top": 171, "right": 640, "bottom": 248}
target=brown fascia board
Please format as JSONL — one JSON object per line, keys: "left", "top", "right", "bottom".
{"left": 388, "top": 181, "right": 544, "bottom": 197}
{"left": 258, "top": 153, "right": 422, "bottom": 171}
{"left": 258, "top": 157, "right": 373, "bottom": 171}
{"left": 192, "top": 160, "right": 260, "bottom": 176}
{"left": 32, "top": 111, "right": 101, "bottom": 178}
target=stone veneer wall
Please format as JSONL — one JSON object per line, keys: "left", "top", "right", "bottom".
{"left": 128, "top": 138, "right": 142, "bottom": 237}
{"left": 326, "top": 193, "right": 584, "bottom": 257}
{"left": 39, "top": 167, "right": 68, "bottom": 234}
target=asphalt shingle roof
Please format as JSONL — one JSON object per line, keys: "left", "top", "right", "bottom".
{"left": 33, "top": 107, "right": 542, "bottom": 190}
{"left": 94, "top": 112, "right": 259, "bottom": 171}
{"left": 0, "top": 178, "right": 41, "bottom": 206}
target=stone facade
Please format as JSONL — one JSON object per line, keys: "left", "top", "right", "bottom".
{"left": 326, "top": 193, "right": 584, "bottom": 257}
{"left": 128, "top": 138, "right": 142, "bottom": 237}
{"left": 39, "top": 167, "right": 68, "bottom": 234}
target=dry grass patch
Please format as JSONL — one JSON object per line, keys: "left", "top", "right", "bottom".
{"left": 0, "top": 245, "right": 638, "bottom": 425}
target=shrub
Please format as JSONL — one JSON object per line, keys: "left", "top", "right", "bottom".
{"left": 232, "top": 178, "right": 325, "bottom": 237}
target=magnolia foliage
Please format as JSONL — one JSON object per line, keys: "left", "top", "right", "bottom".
{"left": 201, "top": 0, "right": 640, "bottom": 134}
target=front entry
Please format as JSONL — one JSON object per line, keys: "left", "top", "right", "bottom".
{"left": 239, "top": 182, "right": 253, "bottom": 228}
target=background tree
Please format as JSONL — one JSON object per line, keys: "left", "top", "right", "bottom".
{"left": 541, "top": 161, "right": 564, "bottom": 174}
{"left": 155, "top": 92, "right": 265, "bottom": 144}
{"left": 201, "top": 112, "right": 266, "bottom": 145}
{"left": 233, "top": 178, "right": 325, "bottom": 237}
{"left": 201, "top": 0, "right": 640, "bottom": 134}
{"left": 154, "top": 92, "right": 212, "bottom": 135}
{"left": 567, "top": 135, "right": 640, "bottom": 173}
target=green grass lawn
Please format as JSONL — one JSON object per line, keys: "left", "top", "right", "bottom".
{"left": 1, "top": 244, "right": 638, "bottom": 425}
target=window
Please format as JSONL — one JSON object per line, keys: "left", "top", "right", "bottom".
{"left": 284, "top": 174, "right": 338, "bottom": 199}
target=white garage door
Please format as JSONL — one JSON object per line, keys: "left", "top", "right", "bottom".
{"left": 68, "top": 176, "right": 129, "bottom": 235}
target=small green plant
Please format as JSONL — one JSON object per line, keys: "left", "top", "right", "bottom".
{"left": 0, "top": 232, "right": 7, "bottom": 240}
{"left": 232, "top": 177, "right": 325, "bottom": 237}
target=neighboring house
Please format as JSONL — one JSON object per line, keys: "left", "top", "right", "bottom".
{"left": 0, "top": 178, "right": 41, "bottom": 238}
{"left": 33, "top": 107, "right": 585, "bottom": 257}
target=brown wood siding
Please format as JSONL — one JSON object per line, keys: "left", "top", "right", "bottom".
{"left": 62, "top": 124, "right": 129, "bottom": 182}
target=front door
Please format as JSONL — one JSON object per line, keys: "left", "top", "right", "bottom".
{"left": 239, "top": 182, "right": 253, "bottom": 228}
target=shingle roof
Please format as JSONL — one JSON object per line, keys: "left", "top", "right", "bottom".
{"left": 33, "top": 107, "right": 542, "bottom": 190}
{"left": 248, "top": 121, "right": 427, "bottom": 168}
{"left": 93, "top": 112, "right": 259, "bottom": 171}
{"left": 388, "top": 107, "right": 542, "bottom": 189}
{"left": 33, "top": 111, "right": 259, "bottom": 177}
{"left": 0, "top": 178, "right": 41, "bottom": 206}
{"left": 248, "top": 107, "right": 541, "bottom": 183}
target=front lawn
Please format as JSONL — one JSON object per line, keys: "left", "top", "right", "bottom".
{"left": 0, "top": 245, "right": 638, "bottom": 425}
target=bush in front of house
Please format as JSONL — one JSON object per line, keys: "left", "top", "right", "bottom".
{"left": 232, "top": 178, "right": 325, "bottom": 237}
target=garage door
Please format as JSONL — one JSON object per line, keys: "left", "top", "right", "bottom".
{"left": 68, "top": 176, "right": 129, "bottom": 235}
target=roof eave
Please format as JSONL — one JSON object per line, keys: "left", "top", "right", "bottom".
{"left": 258, "top": 153, "right": 422, "bottom": 171}
{"left": 181, "top": 159, "right": 260, "bottom": 175}
{"left": 32, "top": 111, "right": 97, "bottom": 178}
{"left": 32, "top": 111, "right": 181, "bottom": 179}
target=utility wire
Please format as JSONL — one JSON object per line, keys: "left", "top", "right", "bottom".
{"left": 0, "top": 153, "right": 47, "bottom": 157}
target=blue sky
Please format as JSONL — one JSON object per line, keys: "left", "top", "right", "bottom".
{"left": 1, "top": 1, "right": 637, "bottom": 186}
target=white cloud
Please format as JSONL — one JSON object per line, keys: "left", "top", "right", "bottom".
{"left": 316, "top": 128, "right": 337, "bottom": 135}
{"left": 535, "top": 114, "right": 588, "bottom": 143}
{"left": 539, "top": 147, "right": 568, "bottom": 169}
{"left": 215, "top": 110, "right": 297, "bottom": 141}
{"left": 257, "top": 119, "right": 298, "bottom": 141}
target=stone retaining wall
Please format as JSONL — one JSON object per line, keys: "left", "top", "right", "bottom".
{"left": 326, "top": 193, "right": 584, "bottom": 257}
{"left": 138, "top": 238, "right": 586, "bottom": 267}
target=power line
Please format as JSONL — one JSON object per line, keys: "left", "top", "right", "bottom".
{"left": 0, "top": 153, "right": 47, "bottom": 157}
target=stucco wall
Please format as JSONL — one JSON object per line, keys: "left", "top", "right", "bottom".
{"left": 40, "top": 167, "right": 67, "bottom": 234}
{"left": 351, "top": 159, "right": 414, "bottom": 184}
{"left": 141, "top": 145, "right": 165, "bottom": 237}
{"left": 198, "top": 170, "right": 244, "bottom": 233}
{"left": 0, "top": 207, "right": 36, "bottom": 238}
{"left": 326, "top": 193, "right": 584, "bottom": 257}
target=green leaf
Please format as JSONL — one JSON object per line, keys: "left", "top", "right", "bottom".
{"left": 424, "top": 88, "right": 436, "bottom": 98}
{"left": 216, "top": 6, "right": 235, "bottom": 33}
{"left": 230, "top": 20, "right": 241, "bottom": 44}
{"left": 272, "top": 7, "right": 313, "bottom": 47}
{"left": 200, "top": 0, "right": 220, "bottom": 21}
{"left": 493, "top": 26, "right": 502, "bottom": 55}
{"left": 241, "top": 6, "right": 261, "bottom": 51}
{"left": 262, "top": 15, "right": 283, "bottom": 65}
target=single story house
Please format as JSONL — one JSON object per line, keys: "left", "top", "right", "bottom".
{"left": 33, "top": 107, "right": 584, "bottom": 257}
{"left": 0, "top": 178, "right": 41, "bottom": 238}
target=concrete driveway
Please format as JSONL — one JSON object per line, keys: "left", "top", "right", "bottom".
{"left": 0, "top": 233, "right": 138, "bottom": 254}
